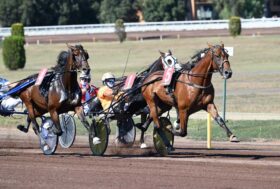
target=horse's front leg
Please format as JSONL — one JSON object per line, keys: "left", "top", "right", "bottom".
{"left": 173, "top": 108, "right": 188, "bottom": 137}
{"left": 206, "top": 103, "right": 239, "bottom": 142}
{"left": 75, "top": 106, "right": 90, "bottom": 131}
{"left": 49, "top": 109, "right": 62, "bottom": 136}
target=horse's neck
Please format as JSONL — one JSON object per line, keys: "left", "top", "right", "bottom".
{"left": 189, "top": 53, "right": 213, "bottom": 86}
{"left": 149, "top": 59, "right": 163, "bottom": 73}
{"left": 62, "top": 54, "right": 74, "bottom": 91}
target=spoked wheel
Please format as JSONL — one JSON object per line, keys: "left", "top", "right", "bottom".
{"left": 59, "top": 113, "right": 76, "bottom": 148}
{"left": 153, "top": 117, "right": 174, "bottom": 156}
{"left": 115, "top": 117, "right": 136, "bottom": 147}
{"left": 89, "top": 119, "right": 109, "bottom": 156}
{"left": 39, "top": 118, "right": 58, "bottom": 155}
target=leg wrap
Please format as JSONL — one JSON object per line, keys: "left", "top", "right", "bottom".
{"left": 214, "top": 116, "right": 226, "bottom": 126}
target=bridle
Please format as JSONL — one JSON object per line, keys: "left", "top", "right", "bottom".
{"left": 161, "top": 53, "right": 178, "bottom": 69}
{"left": 210, "top": 45, "right": 229, "bottom": 75}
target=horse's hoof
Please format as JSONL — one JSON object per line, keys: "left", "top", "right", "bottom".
{"left": 17, "top": 125, "right": 28, "bottom": 133}
{"left": 140, "top": 143, "right": 148, "bottom": 149}
{"left": 230, "top": 135, "right": 240, "bottom": 143}
{"left": 167, "top": 146, "right": 175, "bottom": 153}
{"left": 52, "top": 127, "right": 63, "bottom": 136}
{"left": 172, "top": 120, "right": 180, "bottom": 130}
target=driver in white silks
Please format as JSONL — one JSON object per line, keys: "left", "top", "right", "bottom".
{"left": 0, "top": 77, "right": 22, "bottom": 112}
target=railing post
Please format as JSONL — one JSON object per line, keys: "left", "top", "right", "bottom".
{"left": 207, "top": 113, "right": 212, "bottom": 149}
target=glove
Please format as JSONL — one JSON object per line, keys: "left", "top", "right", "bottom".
{"left": 174, "top": 63, "right": 182, "bottom": 71}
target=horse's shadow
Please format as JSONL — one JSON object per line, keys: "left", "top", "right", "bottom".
{"left": 53, "top": 146, "right": 280, "bottom": 161}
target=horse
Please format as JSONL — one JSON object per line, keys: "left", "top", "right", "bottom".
{"left": 112, "top": 50, "right": 181, "bottom": 147}
{"left": 141, "top": 43, "right": 238, "bottom": 150}
{"left": 13, "top": 44, "right": 91, "bottom": 136}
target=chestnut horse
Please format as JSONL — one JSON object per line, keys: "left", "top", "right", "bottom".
{"left": 14, "top": 44, "right": 90, "bottom": 136}
{"left": 142, "top": 43, "right": 238, "bottom": 147}
{"left": 121, "top": 50, "right": 181, "bottom": 147}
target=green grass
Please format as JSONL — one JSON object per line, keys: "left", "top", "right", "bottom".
{"left": 1, "top": 116, "right": 280, "bottom": 141}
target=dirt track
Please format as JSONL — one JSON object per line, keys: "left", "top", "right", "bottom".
{"left": 1, "top": 128, "right": 280, "bottom": 189}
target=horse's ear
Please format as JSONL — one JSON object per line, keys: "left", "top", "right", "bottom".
{"left": 168, "top": 49, "right": 172, "bottom": 55}
{"left": 159, "top": 50, "right": 165, "bottom": 57}
{"left": 207, "top": 42, "right": 212, "bottom": 48}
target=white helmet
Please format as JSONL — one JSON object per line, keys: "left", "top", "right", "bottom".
{"left": 80, "top": 72, "right": 91, "bottom": 79}
{"left": 102, "top": 72, "right": 115, "bottom": 82}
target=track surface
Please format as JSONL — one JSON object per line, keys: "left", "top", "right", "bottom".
{"left": 1, "top": 128, "right": 280, "bottom": 189}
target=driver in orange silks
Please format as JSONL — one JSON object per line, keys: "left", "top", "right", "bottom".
{"left": 89, "top": 72, "right": 123, "bottom": 115}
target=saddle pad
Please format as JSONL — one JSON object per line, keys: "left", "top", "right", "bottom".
{"left": 162, "top": 67, "right": 174, "bottom": 86}
{"left": 123, "top": 73, "right": 136, "bottom": 90}
{"left": 35, "top": 68, "right": 48, "bottom": 86}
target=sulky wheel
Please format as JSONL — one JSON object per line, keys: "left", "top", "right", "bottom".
{"left": 39, "top": 118, "right": 58, "bottom": 155}
{"left": 153, "top": 117, "right": 174, "bottom": 156}
{"left": 115, "top": 117, "right": 136, "bottom": 147}
{"left": 89, "top": 119, "right": 109, "bottom": 156}
{"left": 58, "top": 113, "right": 76, "bottom": 148}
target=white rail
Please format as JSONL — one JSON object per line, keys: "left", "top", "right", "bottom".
{"left": 0, "top": 18, "right": 279, "bottom": 37}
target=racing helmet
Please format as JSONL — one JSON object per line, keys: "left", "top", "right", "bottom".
{"left": 102, "top": 72, "right": 115, "bottom": 88}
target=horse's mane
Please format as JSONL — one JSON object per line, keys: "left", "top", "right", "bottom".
{"left": 11, "top": 51, "right": 68, "bottom": 89}
{"left": 181, "top": 48, "right": 210, "bottom": 70}
{"left": 53, "top": 51, "right": 69, "bottom": 72}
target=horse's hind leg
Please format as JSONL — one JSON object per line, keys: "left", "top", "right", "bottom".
{"left": 17, "top": 116, "right": 31, "bottom": 133}
{"left": 24, "top": 104, "right": 40, "bottom": 135}
{"left": 135, "top": 113, "right": 152, "bottom": 148}
{"left": 206, "top": 103, "right": 239, "bottom": 142}
{"left": 49, "top": 110, "right": 62, "bottom": 136}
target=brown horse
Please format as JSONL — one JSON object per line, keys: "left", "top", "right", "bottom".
{"left": 142, "top": 43, "right": 238, "bottom": 146}
{"left": 15, "top": 44, "right": 90, "bottom": 136}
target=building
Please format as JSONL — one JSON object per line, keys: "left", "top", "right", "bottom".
{"left": 188, "top": 0, "right": 280, "bottom": 20}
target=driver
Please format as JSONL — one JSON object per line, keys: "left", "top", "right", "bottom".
{"left": 98, "top": 72, "right": 118, "bottom": 111}
{"left": 0, "top": 77, "right": 22, "bottom": 113}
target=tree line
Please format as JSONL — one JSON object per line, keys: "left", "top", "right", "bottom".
{"left": 0, "top": 0, "right": 264, "bottom": 27}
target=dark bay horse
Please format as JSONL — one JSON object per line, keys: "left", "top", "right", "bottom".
{"left": 112, "top": 50, "right": 180, "bottom": 147}
{"left": 142, "top": 43, "right": 238, "bottom": 145}
{"left": 14, "top": 44, "right": 90, "bottom": 136}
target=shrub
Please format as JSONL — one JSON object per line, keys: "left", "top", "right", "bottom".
{"left": 115, "top": 19, "right": 126, "bottom": 43}
{"left": 11, "top": 23, "right": 24, "bottom": 37}
{"left": 3, "top": 36, "right": 26, "bottom": 70}
{"left": 229, "top": 16, "right": 241, "bottom": 37}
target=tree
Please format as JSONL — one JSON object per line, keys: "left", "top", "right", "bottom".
{"left": 21, "top": 0, "right": 58, "bottom": 26}
{"left": 100, "top": 0, "right": 138, "bottom": 23}
{"left": 115, "top": 19, "right": 126, "bottom": 43}
{"left": 142, "top": 0, "right": 186, "bottom": 22}
{"left": 3, "top": 23, "right": 26, "bottom": 70}
{"left": 58, "top": 0, "right": 101, "bottom": 25}
{"left": 0, "top": 0, "right": 23, "bottom": 27}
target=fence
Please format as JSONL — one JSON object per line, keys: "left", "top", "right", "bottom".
{"left": 0, "top": 18, "right": 279, "bottom": 37}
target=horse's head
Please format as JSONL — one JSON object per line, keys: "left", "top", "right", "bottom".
{"left": 159, "top": 50, "right": 178, "bottom": 70}
{"left": 67, "top": 44, "right": 90, "bottom": 75}
{"left": 208, "top": 43, "right": 232, "bottom": 79}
